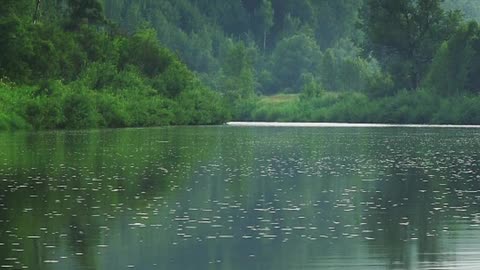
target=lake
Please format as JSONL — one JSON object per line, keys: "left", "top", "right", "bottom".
{"left": 1, "top": 126, "right": 480, "bottom": 269}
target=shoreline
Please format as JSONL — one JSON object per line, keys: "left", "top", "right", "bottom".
{"left": 227, "top": 122, "right": 480, "bottom": 128}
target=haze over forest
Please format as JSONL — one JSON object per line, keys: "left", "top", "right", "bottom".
{"left": 2, "top": 0, "right": 480, "bottom": 129}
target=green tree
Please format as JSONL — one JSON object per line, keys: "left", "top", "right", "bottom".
{"left": 443, "top": 0, "right": 480, "bottom": 22}
{"left": 66, "top": 0, "right": 104, "bottom": 30}
{"left": 311, "top": 0, "right": 363, "bottom": 48}
{"left": 270, "top": 33, "right": 322, "bottom": 93}
{"left": 362, "top": 0, "right": 460, "bottom": 89}
{"left": 256, "top": 0, "right": 274, "bottom": 53}
{"left": 220, "top": 42, "right": 257, "bottom": 103}
{"left": 300, "top": 73, "right": 323, "bottom": 100}
{"left": 120, "top": 28, "right": 174, "bottom": 77}
{"left": 425, "top": 21, "right": 480, "bottom": 95}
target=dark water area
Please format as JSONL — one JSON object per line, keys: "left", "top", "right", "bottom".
{"left": 1, "top": 126, "right": 480, "bottom": 269}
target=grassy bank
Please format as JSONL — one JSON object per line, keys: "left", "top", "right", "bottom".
{"left": 0, "top": 76, "right": 230, "bottom": 132}
{"left": 239, "top": 91, "right": 480, "bottom": 125}
{"left": 0, "top": 79, "right": 229, "bottom": 131}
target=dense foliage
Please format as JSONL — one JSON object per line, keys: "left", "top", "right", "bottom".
{"left": 0, "top": 0, "right": 229, "bottom": 130}
{"left": 2, "top": 0, "right": 480, "bottom": 130}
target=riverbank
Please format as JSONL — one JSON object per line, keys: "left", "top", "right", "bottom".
{"left": 236, "top": 91, "right": 480, "bottom": 125}
{"left": 4, "top": 86, "right": 480, "bottom": 131}
{"left": 0, "top": 80, "right": 228, "bottom": 131}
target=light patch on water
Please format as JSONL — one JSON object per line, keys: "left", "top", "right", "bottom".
{"left": 227, "top": 122, "right": 480, "bottom": 128}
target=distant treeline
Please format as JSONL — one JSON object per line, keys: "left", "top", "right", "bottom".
{"left": 2, "top": 0, "right": 480, "bottom": 130}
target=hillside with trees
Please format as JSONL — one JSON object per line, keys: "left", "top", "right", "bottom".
{"left": 0, "top": 0, "right": 229, "bottom": 130}
{"left": 2, "top": 0, "right": 480, "bottom": 130}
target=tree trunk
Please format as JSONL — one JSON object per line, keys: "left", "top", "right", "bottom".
{"left": 33, "top": 0, "right": 41, "bottom": 24}
{"left": 263, "top": 29, "right": 267, "bottom": 54}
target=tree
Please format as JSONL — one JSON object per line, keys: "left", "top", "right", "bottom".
{"left": 425, "top": 21, "right": 480, "bottom": 95}
{"left": 120, "top": 28, "right": 174, "bottom": 78}
{"left": 300, "top": 73, "right": 323, "bottom": 100}
{"left": 1, "top": 0, "right": 33, "bottom": 19}
{"left": 66, "top": 0, "right": 104, "bottom": 30}
{"left": 256, "top": 0, "right": 274, "bottom": 53}
{"left": 270, "top": 33, "right": 322, "bottom": 93}
{"left": 443, "top": 0, "right": 480, "bottom": 22}
{"left": 33, "top": 0, "right": 41, "bottom": 24}
{"left": 220, "top": 42, "right": 257, "bottom": 103}
{"left": 0, "top": 0, "right": 34, "bottom": 82}
{"left": 362, "top": 0, "right": 459, "bottom": 90}
{"left": 311, "top": 0, "right": 363, "bottom": 48}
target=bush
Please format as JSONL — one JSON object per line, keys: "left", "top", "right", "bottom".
{"left": 126, "top": 96, "right": 176, "bottom": 127}
{"left": 95, "top": 93, "right": 130, "bottom": 128}
{"left": 242, "top": 89, "right": 480, "bottom": 125}
{"left": 0, "top": 112, "right": 29, "bottom": 131}
{"left": 120, "top": 28, "right": 174, "bottom": 77}
{"left": 175, "top": 86, "right": 230, "bottom": 125}
{"left": 0, "top": 18, "right": 231, "bottom": 130}
{"left": 152, "top": 60, "right": 194, "bottom": 97}
{"left": 63, "top": 91, "right": 97, "bottom": 129}
{"left": 25, "top": 97, "right": 64, "bottom": 129}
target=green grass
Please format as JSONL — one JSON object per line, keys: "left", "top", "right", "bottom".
{"left": 242, "top": 90, "right": 480, "bottom": 125}
{"left": 259, "top": 94, "right": 300, "bottom": 105}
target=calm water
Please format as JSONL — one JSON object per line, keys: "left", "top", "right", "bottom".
{"left": 1, "top": 126, "right": 480, "bottom": 270}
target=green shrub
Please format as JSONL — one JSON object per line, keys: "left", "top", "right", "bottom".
{"left": 95, "top": 93, "right": 130, "bottom": 128}
{"left": 62, "top": 91, "right": 97, "bottom": 129}
{"left": 120, "top": 28, "right": 174, "bottom": 77}
{"left": 175, "top": 86, "right": 230, "bottom": 125}
{"left": 152, "top": 60, "right": 195, "bottom": 97}
{"left": 127, "top": 96, "right": 176, "bottom": 127}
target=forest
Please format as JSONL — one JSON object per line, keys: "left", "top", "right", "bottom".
{"left": 2, "top": 0, "right": 480, "bottom": 130}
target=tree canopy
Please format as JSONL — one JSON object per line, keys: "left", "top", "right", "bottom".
{"left": 2, "top": 0, "right": 480, "bottom": 129}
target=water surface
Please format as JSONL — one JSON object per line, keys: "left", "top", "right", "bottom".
{"left": 1, "top": 126, "right": 480, "bottom": 269}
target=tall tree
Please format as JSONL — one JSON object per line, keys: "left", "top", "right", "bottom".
{"left": 311, "top": 0, "right": 363, "bottom": 48}
{"left": 220, "top": 42, "right": 257, "bottom": 102}
{"left": 256, "top": 0, "right": 274, "bottom": 53}
{"left": 362, "top": 0, "right": 458, "bottom": 89}
{"left": 33, "top": 0, "right": 41, "bottom": 24}
{"left": 425, "top": 21, "right": 480, "bottom": 95}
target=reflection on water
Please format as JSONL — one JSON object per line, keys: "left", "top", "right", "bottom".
{"left": 0, "top": 127, "right": 480, "bottom": 269}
